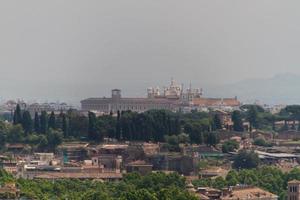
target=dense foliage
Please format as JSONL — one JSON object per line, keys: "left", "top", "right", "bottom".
{"left": 4, "top": 106, "right": 225, "bottom": 150}
{"left": 253, "top": 138, "right": 272, "bottom": 147}
{"left": 0, "top": 170, "right": 197, "bottom": 200}
{"left": 5, "top": 103, "right": 300, "bottom": 152}
{"left": 222, "top": 140, "right": 239, "bottom": 153}
{"left": 193, "top": 166, "right": 300, "bottom": 200}
{"left": 232, "top": 150, "right": 260, "bottom": 169}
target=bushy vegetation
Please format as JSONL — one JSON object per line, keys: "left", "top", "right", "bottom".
{"left": 5, "top": 103, "right": 300, "bottom": 152}
{"left": 233, "top": 150, "right": 260, "bottom": 169}
{"left": 193, "top": 166, "right": 300, "bottom": 200}
{"left": 253, "top": 138, "right": 272, "bottom": 147}
{"left": 0, "top": 170, "right": 197, "bottom": 200}
{"left": 222, "top": 140, "right": 239, "bottom": 153}
{"left": 2, "top": 106, "right": 224, "bottom": 151}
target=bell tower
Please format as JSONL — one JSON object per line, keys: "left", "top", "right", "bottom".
{"left": 288, "top": 180, "right": 300, "bottom": 200}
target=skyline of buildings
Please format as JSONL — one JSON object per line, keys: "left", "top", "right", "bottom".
{"left": 81, "top": 79, "right": 240, "bottom": 114}
{"left": 0, "top": 78, "right": 291, "bottom": 116}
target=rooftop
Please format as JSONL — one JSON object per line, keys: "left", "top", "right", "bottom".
{"left": 221, "top": 186, "right": 278, "bottom": 200}
{"left": 288, "top": 180, "right": 300, "bottom": 184}
{"left": 127, "top": 160, "right": 153, "bottom": 166}
{"left": 34, "top": 172, "right": 123, "bottom": 180}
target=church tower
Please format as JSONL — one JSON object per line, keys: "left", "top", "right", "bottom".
{"left": 288, "top": 180, "right": 300, "bottom": 200}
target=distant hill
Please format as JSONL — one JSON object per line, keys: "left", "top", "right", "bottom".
{"left": 204, "top": 73, "right": 300, "bottom": 105}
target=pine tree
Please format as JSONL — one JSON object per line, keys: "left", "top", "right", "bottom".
{"left": 34, "top": 112, "right": 40, "bottom": 133}
{"left": 232, "top": 111, "right": 244, "bottom": 132}
{"left": 40, "top": 111, "right": 48, "bottom": 134}
{"left": 206, "top": 132, "right": 219, "bottom": 147}
{"left": 13, "top": 104, "right": 22, "bottom": 125}
{"left": 48, "top": 111, "right": 56, "bottom": 129}
{"left": 116, "top": 110, "right": 121, "bottom": 140}
{"left": 22, "top": 111, "right": 32, "bottom": 134}
{"left": 247, "top": 106, "right": 259, "bottom": 130}
{"left": 213, "top": 114, "right": 222, "bottom": 130}
{"left": 62, "top": 114, "right": 68, "bottom": 138}
{"left": 174, "top": 117, "right": 181, "bottom": 135}
{"left": 88, "top": 112, "right": 97, "bottom": 141}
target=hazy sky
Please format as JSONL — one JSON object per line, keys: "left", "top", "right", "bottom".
{"left": 1, "top": 0, "right": 300, "bottom": 103}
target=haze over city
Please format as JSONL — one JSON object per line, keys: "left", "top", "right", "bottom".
{"left": 3, "top": 1, "right": 300, "bottom": 199}
{"left": 1, "top": 1, "right": 300, "bottom": 104}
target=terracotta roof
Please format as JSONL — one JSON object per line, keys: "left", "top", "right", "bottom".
{"left": 34, "top": 172, "right": 123, "bottom": 180}
{"left": 221, "top": 186, "right": 278, "bottom": 200}
{"left": 127, "top": 160, "right": 153, "bottom": 166}
{"left": 288, "top": 180, "right": 300, "bottom": 184}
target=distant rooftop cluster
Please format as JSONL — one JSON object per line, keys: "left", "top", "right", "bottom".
{"left": 0, "top": 100, "right": 74, "bottom": 116}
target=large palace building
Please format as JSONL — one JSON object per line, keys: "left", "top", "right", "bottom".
{"left": 81, "top": 79, "right": 241, "bottom": 113}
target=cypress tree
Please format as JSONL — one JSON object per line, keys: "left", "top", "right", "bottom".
{"left": 48, "top": 111, "right": 56, "bottom": 129}
{"left": 40, "top": 111, "right": 48, "bottom": 134}
{"left": 213, "top": 114, "right": 222, "bottom": 130}
{"left": 174, "top": 117, "right": 181, "bottom": 135}
{"left": 232, "top": 111, "right": 244, "bottom": 132}
{"left": 22, "top": 111, "right": 32, "bottom": 134}
{"left": 116, "top": 110, "right": 121, "bottom": 140}
{"left": 34, "top": 112, "right": 40, "bottom": 133}
{"left": 62, "top": 114, "right": 68, "bottom": 138}
{"left": 247, "top": 106, "right": 259, "bottom": 130}
{"left": 13, "top": 104, "right": 22, "bottom": 125}
{"left": 88, "top": 112, "right": 97, "bottom": 141}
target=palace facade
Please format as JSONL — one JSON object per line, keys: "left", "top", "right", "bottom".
{"left": 81, "top": 79, "right": 241, "bottom": 113}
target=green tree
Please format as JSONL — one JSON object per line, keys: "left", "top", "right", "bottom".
{"left": 222, "top": 140, "right": 239, "bottom": 153}
{"left": 226, "top": 170, "right": 239, "bottom": 186}
{"left": 121, "top": 189, "right": 158, "bottom": 200}
{"left": 247, "top": 106, "right": 259, "bottom": 131}
{"left": 48, "top": 111, "right": 56, "bottom": 129}
{"left": 67, "top": 110, "right": 88, "bottom": 138}
{"left": 7, "top": 124, "right": 25, "bottom": 143}
{"left": 253, "top": 138, "right": 271, "bottom": 147}
{"left": 40, "top": 111, "right": 48, "bottom": 134}
{"left": 232, "top": 111, "right": 244, "bottom": 132}
{"left": 13, "top": 104, "right": 22, "bottom": 125}
{"left": 62, "top": 114, "right": 68, "bottom": 138}
{"left": 47, "top": 129, "right": 63, "bottom": 151}
{"left": 82, "top": 190, "right": 112, "bottom": 200}
{"left": 206, "top": 132, "right": 219, "bottom": 147}
{"left": 164, "top": 135, "right": 180, "bottom": 152}
{"left": 213, "top": 114, "right": 222, "bottom": 130}
{"left": 34, "top": 112, "right": 40, "bottom": 133}
{"left": 116, "top": 110, "right": 121, "bottom": 140}
{"left": 184, "top": 122, "right": 203, "bottom": 144}
{"left": 0, "top": 122, "right": 7, "bottom": 148}
{"left": 22, "top": 111, "right": 32, "bottom": 134}
{"left": 233, "top": 150, "right": 260, "bottom": 169}
{"left": 88, "top": 112, "right": 97, "bottom": 141}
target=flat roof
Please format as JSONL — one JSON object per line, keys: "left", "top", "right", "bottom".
{"left": 255, "top": 150, "right": 300, "bottom": 158}
{"left": 34, "top": 172, "right": 123, "bottom": 180}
